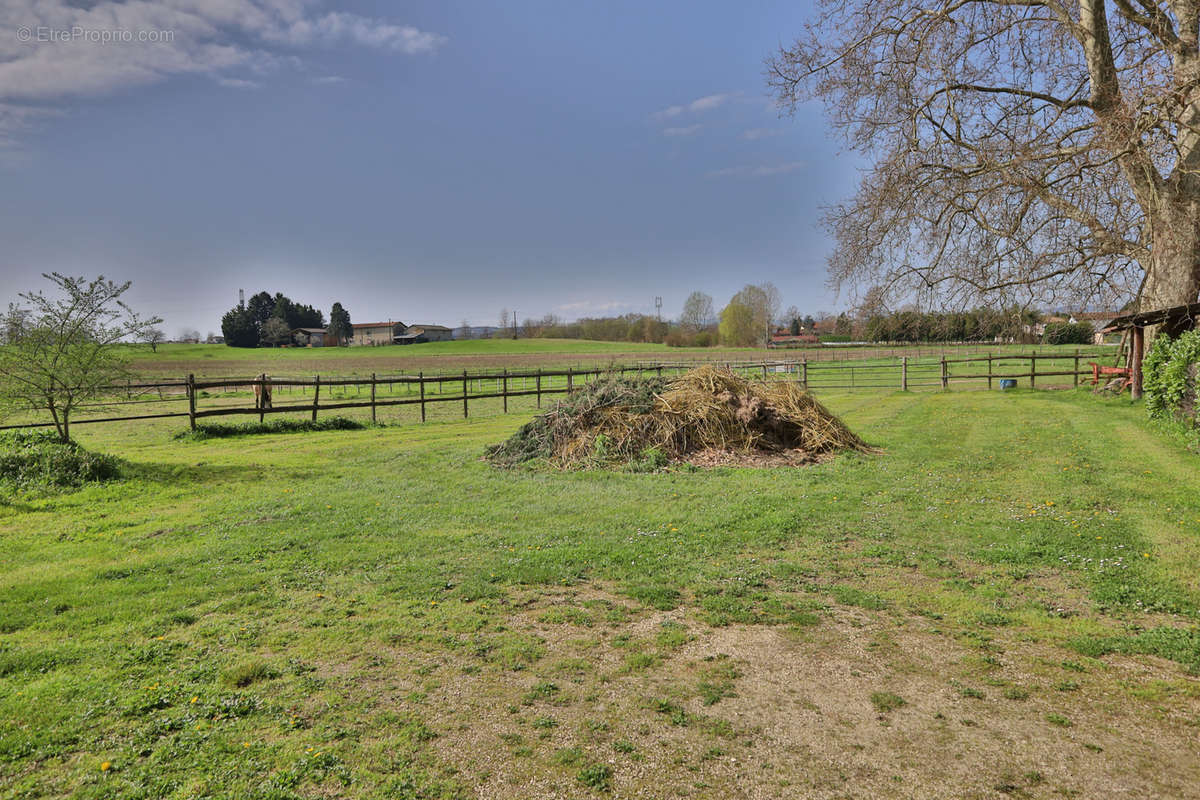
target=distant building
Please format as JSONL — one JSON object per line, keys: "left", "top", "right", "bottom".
{"left": 292, "top": 327, "right": 328, "bottom": 347}
{"left": 769, "top": 332, "right": 819, "bottom": 348}
{"left": 351, "top": 321, "right": 406, "bottom": 346}
{"left": 406, "top": 324, "right": 453, "bottom": 342}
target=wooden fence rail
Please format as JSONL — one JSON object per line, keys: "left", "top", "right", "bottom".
{"left": 0, "top": 351, "right": 1120, "bottom": 433}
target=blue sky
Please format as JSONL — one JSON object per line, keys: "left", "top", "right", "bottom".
{"left": 0, "top": 0, "right": 859, "bottom": 335}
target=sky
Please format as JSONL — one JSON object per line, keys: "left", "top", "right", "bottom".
{"left": 0, "top": 0, "right": 861, "bottom": 336}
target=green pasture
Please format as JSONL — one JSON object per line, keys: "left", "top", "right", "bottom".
{"left": 122, "top": 339, "right": 1119, "bottom": 380}
{"left": 2, "top": 388, "right": 1198, "bottom": 798}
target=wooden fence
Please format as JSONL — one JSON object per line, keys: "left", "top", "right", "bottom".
{"left": 0, "top": 351, "right": 1118, "bottom": 433}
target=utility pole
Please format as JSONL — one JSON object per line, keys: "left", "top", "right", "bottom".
{"left": 512, "top": 310, "right": 518, "bottom": 339}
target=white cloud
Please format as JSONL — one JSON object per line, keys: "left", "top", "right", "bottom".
{"left": 217, "top": 77, "right": 263, "bottom": 89}
{"left": 266, "top": 12, "right": 446, "bottom": 54}
{"left": 652, "top": 92, "right": 738, "bottom": 122}
{"left": 0, "top": 0, "right": 446, "bottom": 144}
{"left": 707, "top": 161, "right": 806, "bottom": 178}
{"left": 741, "top": 127, "right": 781, "bottom": 141}
{"left": 662, "top": 124, "right": 702, "bottom": 137}
{"left": 311, "top": 75, "right": 346, "bottom": 85}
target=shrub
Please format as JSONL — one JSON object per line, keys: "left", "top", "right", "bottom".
{"left": 175, "top": 416, "right": 367, "bottom": 440}
{"left": 1143, "top": 329, "right": 1200, "bottom": 423}
{"left": 1041, "top": 321, "right": 1093, "bottom": 345}
{"left": 0, "top": 430, "right": 121, "bottom": 490}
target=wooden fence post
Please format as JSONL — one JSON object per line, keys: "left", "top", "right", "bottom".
{"left": 536, "top": 369, "right": 542, "bottom": 408}
{"left": 419, "top": 372, "right": 426, "bottom": 422}
{"left": 987, "top": 356, "right": 993, "bottom": 391}
{"left": 187, "top": 373, "right": 196, "bottom": 431}
{"left": 259, "top": 375, "right": 266, "bottom": 424}
{"left": 502, "top": 369, "right": 508, "bottom": 413}
{"left": 940, "top": 356, "right": 948, "bottom": 390}
{"left": 901, "top": 356, "right": 908, "bottom": 391}
{"left": 1073, "top": 349, "right": 1080, "bottom": 387}
{"left": 1030, "top": 352, "right": 1037, "bottom": 389}
{"left": 802, "top": 357, "right": 808, "bottom": 389}
{"left": 370, "top": 373, "right": 377, "bottom": 422}
{"left": 312, "top": 375, "right": 320, "bottom": 421}
{"left": 567, "top": 367, "right": 573, "bottom": 393}
{"left": 462, "top": 371, "right": 469, "bottom": 418}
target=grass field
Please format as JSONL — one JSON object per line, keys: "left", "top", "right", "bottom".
{"left": 3, "top": 389, "right": 1199, "bottom": 798}
{"left": 125, "top": 340, "right": 1116, "bottom": 379}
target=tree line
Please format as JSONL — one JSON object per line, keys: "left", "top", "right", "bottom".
{"left": 220, "top": 291, "right": 352, "bottom": 348}
{"left": 511, "top": 284, "right": 846, "bottom": 348}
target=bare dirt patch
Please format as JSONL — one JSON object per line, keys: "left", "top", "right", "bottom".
{"left": 353, "top": 587, "right": 1200, "bottom": 799}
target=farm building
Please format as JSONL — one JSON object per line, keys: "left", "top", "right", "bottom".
{"left": 292, "top": 327, "right": 328, "bottom": 347}
{"left": 406, "top": 324, "right": 453, "bottom": 342}
{"left": 349, "top": 321, "right": 453, "bottom": 345}
{"left": 351, "top": 321, "right": 406, "bottom": 346}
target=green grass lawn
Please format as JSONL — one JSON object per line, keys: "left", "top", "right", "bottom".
{"left": 2, "top": 389, "right": 1198, "bottom": 798}
{"left": 123, "top": 339, "right": 1115, "bottom": 380}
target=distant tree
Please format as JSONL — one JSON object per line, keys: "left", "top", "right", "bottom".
{"left": 178, "top": 328, "right": 201, "bottom": 343}
{"left": 143, "top": 327, "right": 166, "bottom": 353}
{"left": 727, "top": 284, "right": 781, "bottom": 345}
{"left": 834, "top": 313, "right": 852, "bottom": 337}
{"left": 260, "top": 317, "right": 292, "bottom": 347}
{"left": 789, "top": 318, "right": 801, "bottom": 336}
{"left": 221, "top": 306, "right": 258, "bottom": 348}
{"left": 803, "top": 314, "right": 815, "bottom": 329}
{"left": 1, "top": 304, "right": 31, "bottom": 345}
{"left": 246, "top": 291, "right": 275, "bottom": 331}
{"left": 328, "top": 302, "right": 352, "bottom": 346}
{"left": 719, "top": 301, "right": 757, "bottom": 347}
{"left": 679, "top": 291, "right": 716, "bottom": 331}
{"left": 0, "top": 273, "right": 160, "bottom": 442}
{"left": 498, "top": 308, "right": 509, "bottom": 338}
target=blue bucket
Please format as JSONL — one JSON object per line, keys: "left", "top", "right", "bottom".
{"left": 999, "top": 379, "right": 1017, "bottom": 390}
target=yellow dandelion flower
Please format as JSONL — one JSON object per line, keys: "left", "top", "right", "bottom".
{"left": 100, "top": 761, "right": 111, "bottom": 772}
{"left": 190, "top": 696, "right": 198, "bottom": 704}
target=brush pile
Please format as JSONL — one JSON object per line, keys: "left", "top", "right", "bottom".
{"left": 486, "top": 365, "right": 872, "bottom": 468}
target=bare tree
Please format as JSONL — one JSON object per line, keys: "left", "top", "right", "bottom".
{"left": 143, "top": 327, "right": 166, "bottom": 353}
{"left": 260, "top": 317, "right": 291, "bottom": 347}
{"left": 769, "top": 1, "right": 1200, "bottom": 330}
{"left": 0, "top": 274, "right": 160, "bottom": 442}
{"left": 679, "top": 291, "right": 716, "bottom": 330}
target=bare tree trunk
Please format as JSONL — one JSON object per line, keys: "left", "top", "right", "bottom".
{"left": 1142, "top": 202, "right": 1200, "bottom": 337}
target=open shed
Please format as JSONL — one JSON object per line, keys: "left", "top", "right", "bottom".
{"left": 1101, "top": 301, "right": 1200, "bottom": 399}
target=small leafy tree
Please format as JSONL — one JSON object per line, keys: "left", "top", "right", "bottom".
{"left": 0, "top": 273, "right": 161, "bottom": 442}
{"left": 718, "top": 301, "right": 756, "bottom": 347}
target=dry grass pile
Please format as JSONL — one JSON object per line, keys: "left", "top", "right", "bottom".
{"left": 487, "top": 365, "right": 872, "bottom": 468}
